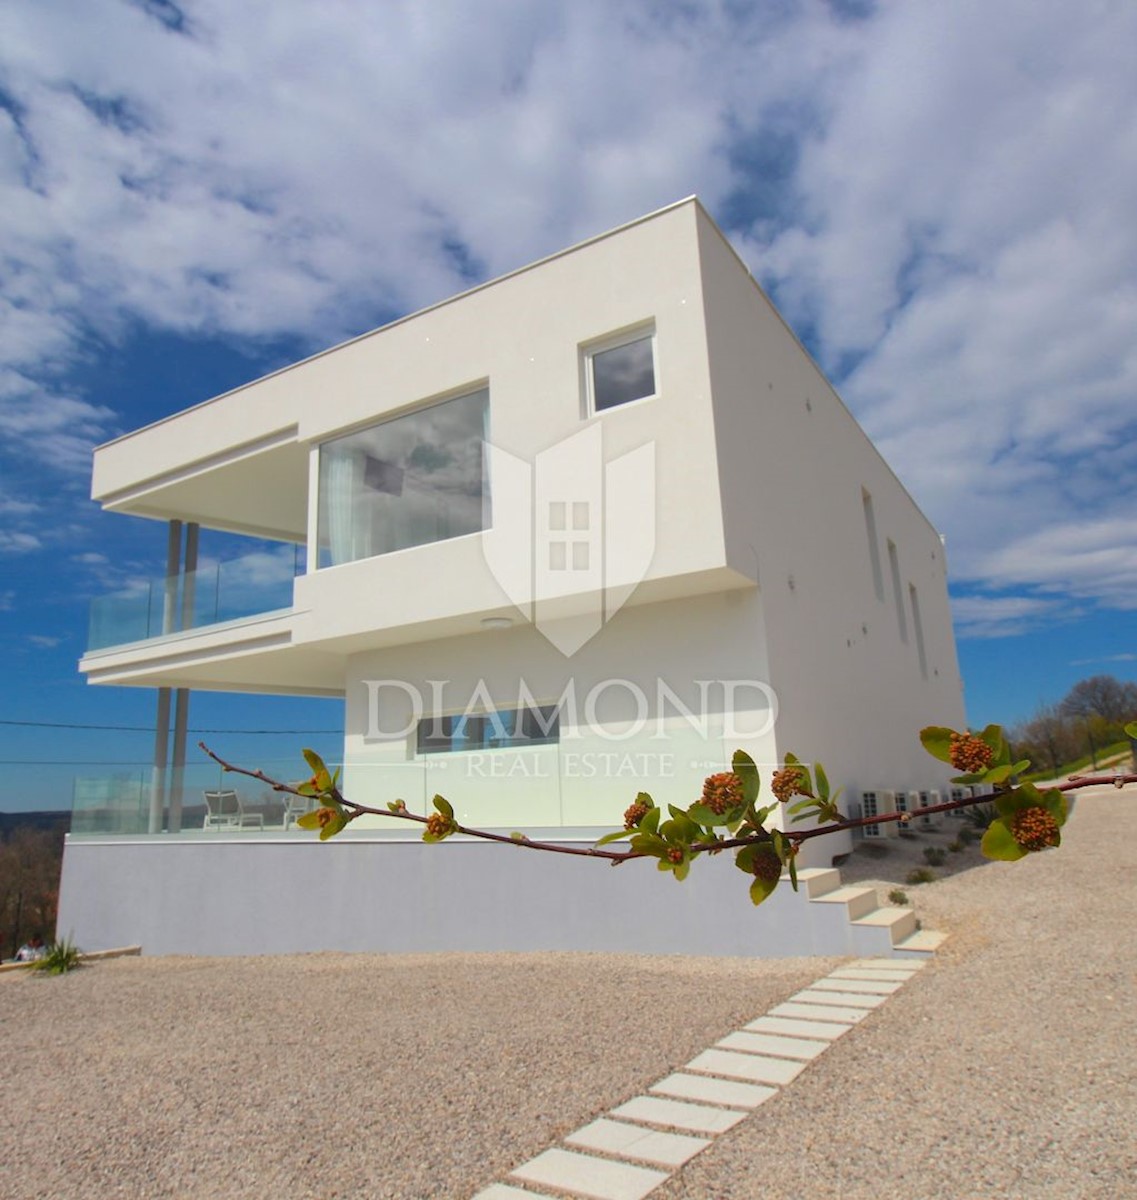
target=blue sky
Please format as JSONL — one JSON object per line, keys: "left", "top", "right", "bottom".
{"left": 2, "top": 0, "right": 1135, "bottom": 810}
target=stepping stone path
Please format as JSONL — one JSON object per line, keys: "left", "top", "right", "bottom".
{"left": 472, "top": 956, "right": 929, "bottom": 1200}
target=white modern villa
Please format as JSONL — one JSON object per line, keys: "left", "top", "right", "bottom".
{"left": 60, "top": 197, "right": 965, "bottom": 958}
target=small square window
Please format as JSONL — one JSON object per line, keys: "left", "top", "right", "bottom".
{"left": 588, "top": 332, "right": 656, "bottom": 412}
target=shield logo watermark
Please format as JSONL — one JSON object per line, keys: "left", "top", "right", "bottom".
{"left": 483, "top": 423, "right": 655, "bottom": 656}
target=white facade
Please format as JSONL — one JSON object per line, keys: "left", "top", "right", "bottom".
{"left": 79, "top": 197, "right": 965, "bottom": 869}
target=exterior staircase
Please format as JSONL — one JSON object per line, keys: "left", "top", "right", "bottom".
{"left": 791, "top": 867, "right": 947, "bottom": 959}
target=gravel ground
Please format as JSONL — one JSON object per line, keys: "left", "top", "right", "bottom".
{"left": 3, "top": 785, "right": 1134, "bottom": 1199}
{"left": 654, "top": 785, "right": 1137, "bottom": 1200}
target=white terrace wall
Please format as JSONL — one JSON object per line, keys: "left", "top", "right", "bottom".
{"left": 57, "top": 834, "right": 893, "bottom": 960}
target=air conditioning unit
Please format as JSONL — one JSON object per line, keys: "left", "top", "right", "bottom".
{"left": 894, "top": 789, "right": 913, "bottom": 834}
{"left": 859, "top": 789, "right": 899, "bottom": 838}
{"left": 917, "top": 789, "right": 941, "bottom": 828}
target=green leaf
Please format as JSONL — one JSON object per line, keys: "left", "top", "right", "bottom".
{"left": 1010, "top": 759, "right": 1031, "bottom": 777}
{"left": 642, "top": 806, "right": 661, "bottom": 835}
{"left": 980, "top": 723, "right": 1010, "bottom": 766}
{"left": 814, "top": 761, "right": 830, "bottom": 802}
{"left": 687, "top": 802, "right": 743, "bottom": 828}
{"left": 983, "top": 764, "right": 1015, "bottom": 785}
{"left": 302, "top": 748, "right": 327, "bottom": 776}
{"left": 319, "top": 814, "right": 346, "bottom": 841}
{"left": 595, "top": 828, "right": 637, "bottom": 846}
{"left": 1040, "top": 787, "right": 1068, "bottom": 826}
{"left": 1125, "top": 721, "right": 1137, "bottom": 740}
{"left": 433, "top": 795, "right": 454, "bottom": 820}
{"left": 629, "top": 832, "right": 668, "bottom": 857}
{"left": 787, "top": 852, "right": 799, "bottom": 891}
{"left": 510, "top": 831, "right": 527, "bottom": 841}
{"left": 296, "top": 811, "right": 322, "bottom": 830}
{"left": 749, "top": 872, "right": 779, "bottom": 906}
{"left": 732, "top": 749, "right": 760, "bottom": 806}
{"left": 980, "top": 818, "right": 1027, "bottom": 862}
{"left": 734, "top": 844, "right": 758, "bottom": 874}
{"left": 920, "top": 726, "right": 955, "bottom": 763}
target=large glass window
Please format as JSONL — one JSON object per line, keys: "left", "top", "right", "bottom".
{"left": 417, "top": 704, "right": 561, "bottom": 755}
{"left": 318, "top": 388, "right": 489, "bottom": 567}
{"left": 586, "top": 330, "right": 657, "bottom": 412}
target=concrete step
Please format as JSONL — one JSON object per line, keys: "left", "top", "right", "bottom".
{"left": 791, "top": 867, "right": 843, "bottom": 898}
{"left": 893, "top": 928, "right": 948, "bottom": 957}
{"left": 809, "top": 884, "right": 879, "bottom": 921}
{"left": 848, "top": 906, "right": 918, "bottom": 957}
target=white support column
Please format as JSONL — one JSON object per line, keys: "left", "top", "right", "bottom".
{"left": 168, "top": 523, "right": 198, "bottom": 834}
{"left": 148, "top": 520, "right": 183, "bottom": 833}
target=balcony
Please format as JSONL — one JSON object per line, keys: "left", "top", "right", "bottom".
{"left": 87, "top": 548, "right": 303, "bottom": 652}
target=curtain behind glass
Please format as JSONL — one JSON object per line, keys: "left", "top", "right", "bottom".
{"left": 317, "top": 388, "right": 488, "bottom": 567}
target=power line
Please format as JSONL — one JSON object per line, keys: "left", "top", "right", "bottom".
{"left": 0, "top": 760, "right": 193, "bottom": 766}
{"left": 0, "top": 719, "right": 340, "bottom": 734}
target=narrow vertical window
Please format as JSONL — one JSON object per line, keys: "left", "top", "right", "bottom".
{"left": 910, "top": 583, "right": 928, "bottom": 679}
{"left": 888, "top": 540, "right": 907, "bottom": 643}
{"left": 862, "top": 488, "right": 884, "bottom": 602}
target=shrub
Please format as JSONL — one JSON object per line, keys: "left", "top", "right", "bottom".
{"left": 962, "top": 802, "right": 997, "bottom": 831}
{"left": 957, "top": 826, "right": 978, "bottom": 845}
{"left": 906, "top": 867, "right": 936, "bottom": 885}
{"left": 888, "top": 888, "right": 909, "bottom": 906}
{"left": 923, "top": 847, "right": 947, "bottom": 866}
{"left": 32, "top": 938, "right": 82, "bottom": 976}
{"left": 948, "top": 839, "right": 965, "bottom": 852}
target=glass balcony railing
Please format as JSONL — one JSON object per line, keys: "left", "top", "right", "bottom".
{"left": 70, "top": 758, "right": 346, "bottom": 836}
{"left": 87, "top": 549, "right": 301, "bottom": 651}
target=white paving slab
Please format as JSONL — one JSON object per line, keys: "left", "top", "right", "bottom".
{"left": 811, "top": 976, "right": 902, "bottom": 995}
{"left": 790, "top": 988, "right": 888, "bottom": 1009}
{"left": 511, "top": 1148, "right": 668, "bottom": 1200}
{"left": 771, "top": 1000, "right": 868, "bottom": 1023}
{"left": 472, "top": 1186, "right": 558, "bottom": 1200}
{"left": 829, "top": 967, "right": 919, "bottom": 982}
{"left": 612, "top": 1094, "right": 749, "bottom": 1135}
{"left": 650, "top": 1071, "right": 777, "bottom": 1109}
{"left": 566, "top": 1118, "right": 710, "bottom": 1168}
{"left": 717, "top": 1030, "right": 829, "bottom": 1060}
{"left": 479, "top": 952, "right": 932, "bottom": 1200}
{"left": 746, "top": 1014, "right": 852, "bottom": 1040}
{"left": 686, "top": 1048, "right": 805, "bottom": 1086}
{"left": 850, "top": 956, "right": 927, "bottom": 971}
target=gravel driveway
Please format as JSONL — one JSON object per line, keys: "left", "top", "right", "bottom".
{"left": 2, "top": 785, "right": 1133, "bottom": 1199}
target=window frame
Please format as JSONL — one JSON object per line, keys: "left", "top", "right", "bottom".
{"left": 315, "top": 383, "right": 490, "bottom": 570}
{"left": 581, "top": 323, "right": 659, "bottom": 417}
{"left": 416, "top": 703, "right": 562, "bottom": 757}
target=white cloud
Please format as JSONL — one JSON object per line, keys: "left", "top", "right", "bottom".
{"left": 0, "top": 0, "right": 1132, "bottom": 624}
{"left": 951, "top": 593, "right": 1070, "bottom": 640}
{"left": 27, "top": 633, "right": 62, "bottom": 648}
{"left": 0, "top": 529, "right": 41, "bottom": 554}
